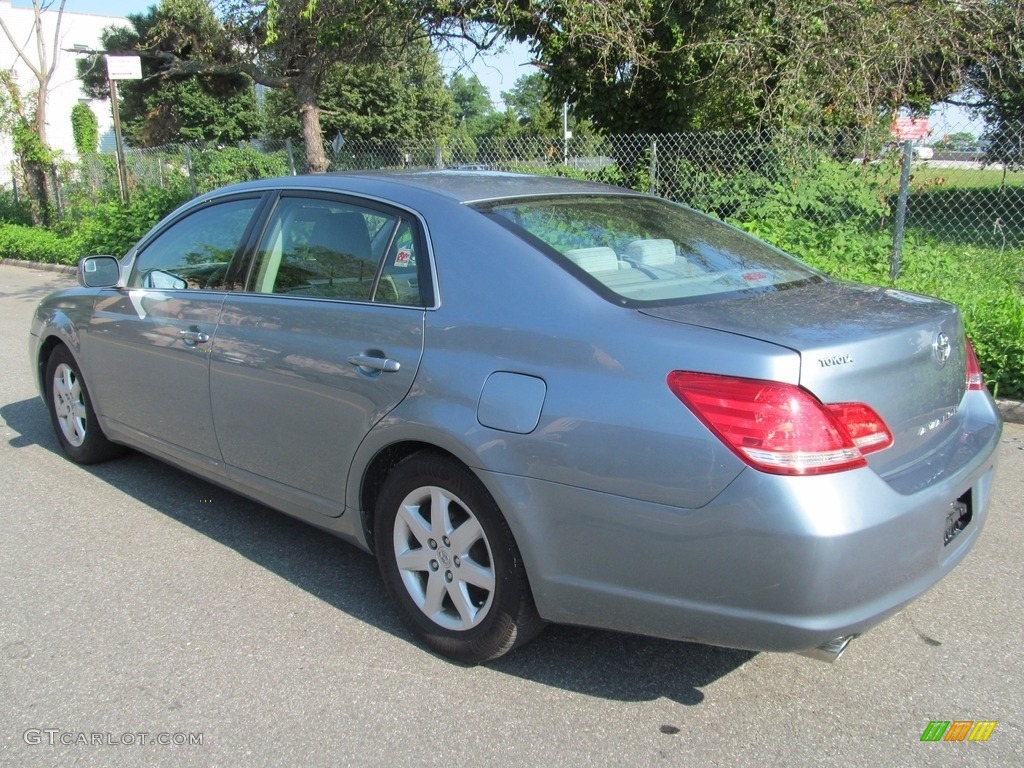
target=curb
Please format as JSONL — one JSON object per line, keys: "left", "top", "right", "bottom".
{"left": 0, "top": 257, "right": 76, "bottom": 275}
{"left": 3, "top": 257, "right": 1023, "bottom": 424}
{"left": 996, "top": 399, "right": 1024, "bottom": 426}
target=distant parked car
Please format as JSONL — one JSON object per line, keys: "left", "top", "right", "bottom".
{"left": 30, "top": 171, "right": 1001, "bottom": 664}
{"left": 913, "top": 145, "right": 935, "bottom": 160}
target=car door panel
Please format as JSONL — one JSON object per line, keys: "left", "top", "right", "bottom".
{"left": 210, "top": 297, "right": 424, "bottom": 513}
{"left": 85, "top": 290, "right": 226, "bottom": 461}
{"left": 207, "top": 193, "right": 429, "bottom": 515}
{"left": 83, "top": 196, "right": 265, "bottom": 462}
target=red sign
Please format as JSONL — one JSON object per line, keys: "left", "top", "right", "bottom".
{"left": 891, "top": 117, "right": 930, "bottom": 141}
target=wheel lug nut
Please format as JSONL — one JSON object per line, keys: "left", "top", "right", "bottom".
{"left": 453, "top": 556, "right": 461, "bottom": 567}
{"left": 428, "top": 539, "right": 437, "bottom": 549}
{"left": 445, "top": 571, "right": 453, "bottom": 583}
{"left": 429, "top": 560, "right": 439, "bottom": 571}
{"left": 442, "top": 536, "right": 451, "bottom": 547}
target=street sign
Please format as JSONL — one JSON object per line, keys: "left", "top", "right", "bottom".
{"left": 105, "top": 55, "right": 142, "bottom": 81}
{"left": 891, "top": 117, "right": 929, "bottom": 141}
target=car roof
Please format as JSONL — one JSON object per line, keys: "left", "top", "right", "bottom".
{"left": 217, "top": 170, "right": 642, "bottom": 206}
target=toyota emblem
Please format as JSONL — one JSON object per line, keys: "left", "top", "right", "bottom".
{"left": 934, "top": 332, "right": 951, "bottom": 365}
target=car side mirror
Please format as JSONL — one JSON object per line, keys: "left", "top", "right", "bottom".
{"left": 78, "top": 255, "right": 121, "bottom": 288}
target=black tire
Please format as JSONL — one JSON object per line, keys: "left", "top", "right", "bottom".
{"left": 374, "top": 451, "right": 544, "bottom": 663}
{"left": 44, "top": 345, "right": 123, "bottom": 465}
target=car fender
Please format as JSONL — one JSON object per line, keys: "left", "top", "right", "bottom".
{"left": 30, "top": 291, "right": 96, "bottom": 396}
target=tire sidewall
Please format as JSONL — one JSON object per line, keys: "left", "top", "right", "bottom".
{"left": 374, "top": 452, "right": 525, "bottom": 663}
{"left": 44, "top": 346, "right": 113, "bottom": 464}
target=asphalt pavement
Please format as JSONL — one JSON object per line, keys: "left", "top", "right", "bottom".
{"left": 1, "top": 262, "right": 1021, "bottom": 767}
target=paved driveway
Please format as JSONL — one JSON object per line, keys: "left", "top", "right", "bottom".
{"left": 1, "top": 263, "right": 1021, "bottom": 767}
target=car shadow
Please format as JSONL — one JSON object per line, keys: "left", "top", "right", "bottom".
{"left": 2, "top": 395, "right": 755, "bottom": 705}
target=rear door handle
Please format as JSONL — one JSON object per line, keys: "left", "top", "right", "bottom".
{"left": 178, "top": 329, "right": 211, "bottom": 346}
{"left": 347, "top": 354, "right": 401, "bottom": 373}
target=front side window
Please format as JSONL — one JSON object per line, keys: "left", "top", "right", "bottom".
{"left": 249, "top": 196, "right": 426, "bottom": 305}
{"left": 128, "top": 198, "right": 260, "bottom": 290}
{"left": 483, "top": 195, "right": 823, "bottom": 304}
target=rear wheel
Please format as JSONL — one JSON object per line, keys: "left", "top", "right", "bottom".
{"left": 374, "top": 452, "right": 543, "bottom": 663}
{"left": 44, "top": 346, "right": 122, "bottom": 464}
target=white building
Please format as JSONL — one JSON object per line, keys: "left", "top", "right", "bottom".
{"left": 0, "top": 0, "right": 128, "bottom": 186}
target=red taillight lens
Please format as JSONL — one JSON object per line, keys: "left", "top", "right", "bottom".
{"left": 666, "top": 372, "right": 893, "bottom": 476}
{"left": 965, "top": 337, "right": 985, "bottom": 391}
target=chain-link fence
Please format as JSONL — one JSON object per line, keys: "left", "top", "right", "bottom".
{"left": 61, "top": 125, "right": 1024, "bottom": 260}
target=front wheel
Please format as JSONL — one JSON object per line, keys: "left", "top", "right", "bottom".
{"left": 44, "top": 346, "right": 122, "bottom": 464}
{"left": 374, "top": 452, "right": 543, "bottom": 663}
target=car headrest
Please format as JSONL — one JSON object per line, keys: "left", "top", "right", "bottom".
{"left": 625, "top": 239, "right": 677, "bottom": 266}
{"left": 563, "top": 247, "right": 619, "bottom": 273}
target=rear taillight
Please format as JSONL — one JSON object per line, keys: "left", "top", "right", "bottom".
{"left": 965, "top": 337, "right": 985, "bottom": 391}
{"left": 666, "top": 372, "right": 893, "bottom": 476}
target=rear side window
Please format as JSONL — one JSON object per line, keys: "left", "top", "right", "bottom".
{"left": 128, "top": 198, "right": 260, "bottom": 290}
{"left": 248, "top": 196, "right": 426, "bottom": 305}
{"left": 484, "top": 195, "right": 822, "bottom": 303}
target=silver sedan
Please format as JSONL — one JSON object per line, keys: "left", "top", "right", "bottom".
{"left": 29, "top": 171, "right": 1001, "bottom": 664}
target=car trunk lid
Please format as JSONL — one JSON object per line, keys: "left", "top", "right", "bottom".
{"left": 640, "top": 281, "right": 968, "bottom": 477}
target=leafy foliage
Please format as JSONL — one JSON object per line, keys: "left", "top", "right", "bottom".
{"left": 77, "top": 186, "right": 192, "bottom": 258}
{"left": 507, "top": 0, "right": 1016, "bottom": 133}
{"left": 448, "top": 73, "right": 502, "bottom": 139}
{"left": 187, "top": 145, "right": 291, "bottom": 190}
{"left": 0, "top": 223, "right": 80, "bottom": 264}
{"left": 70, "top": 104, "right": 99, "bottom": 156}
{"left": 263, "top": 37, "right": 453, "bottom": 144}
{"left": 78, "top": 3, "right": 261, "bottom": 147}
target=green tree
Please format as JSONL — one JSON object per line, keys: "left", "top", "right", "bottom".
{"left": 501, "top": 73, "right": 554, "bottom": 135}
{"left": 149, "top": 0, "right": 659, "bottom": 171}
{"left": 938, "top": 132, "right": 980, "bottom": 152}
{"left": 963, "top": 1, "right": 1024, "bottom": 169}
{"left": 506, "top": 0, "right": 1016, "bottom": 133}
{"left": 156, "top": 0, "right": 442, "bottom": 172}
{"left": 0, "top": 0, "right": 67, "bottom": 225}
{"left": 77, "top": 1, "right": 261, "bottom": 147}
{"left": 263, "top": 36, "right": 453, "bottom": 145}
{"left": 448, "top": 72, "right": 502, "bottom": 138}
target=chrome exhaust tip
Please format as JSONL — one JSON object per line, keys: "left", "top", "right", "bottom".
{"left": 798, "top": 635, "right": 855, "bottom": 663}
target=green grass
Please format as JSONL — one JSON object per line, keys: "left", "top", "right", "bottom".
{"left": 904, "top": 164, "right": 1024, "bottom": 191}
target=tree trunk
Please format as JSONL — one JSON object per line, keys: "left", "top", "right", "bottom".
{"left": 20, "top": 160, "right": 51, "bottom": 227}
{"left": 294, "top": 80, "right": 328, "bottom": 174}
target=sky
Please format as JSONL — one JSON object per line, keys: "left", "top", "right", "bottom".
{"left": 25, "top": 1, "right": 986, "bottom": 135}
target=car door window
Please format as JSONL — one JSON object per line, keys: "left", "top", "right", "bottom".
{"left": 249, "top": 196, "right": 425, "bottom": 305}
{"left": 378, "top": 219, "right": 423, "bottom": 305}
{"left": 128, "top": 198, "right": 261, "bottom": 290}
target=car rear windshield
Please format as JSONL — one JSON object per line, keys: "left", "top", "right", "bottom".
{"left": 483, "top": 195, "right": 823, "bottom": 303}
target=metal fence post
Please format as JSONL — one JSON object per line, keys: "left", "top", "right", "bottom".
{"left": 184, "top": 145, "right": 197, "bottom": 196}
{"left": 285, "top": 139, "right": 297, "bottom": 176}
{"left": 649, "top": 138, "right": 659, "bottom": 195}
{"left": 890, "top": 139, "right": 914, "bottom": 281}
{"left": 435, "top": 144, "right": 444, "bottom": 169}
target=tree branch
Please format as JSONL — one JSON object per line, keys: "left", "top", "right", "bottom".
{"left": 147, "top": 50, "right": 292, "bottom": 90}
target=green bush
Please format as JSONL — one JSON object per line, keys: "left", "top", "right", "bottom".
{"left": 0, "top": 188, "right": 33, "bottom": 226}
{"left": 188, "top": 145, "right": 290, "bottom": 192}
{"left": 0, "top": 222, "right": 81, "bottom": 264}
{"left": 76, "top": 186, "right": 191, "bottom": 258}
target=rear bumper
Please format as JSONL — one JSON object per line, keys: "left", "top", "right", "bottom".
{"left": 484, "top": 393, "right": 1001, "bottom": 654}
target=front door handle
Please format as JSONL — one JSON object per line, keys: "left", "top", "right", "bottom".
{"left": 347, "top": 354, "right": 401, "bottom": 373}
{"left": 178, "top": 328, "right": 211, "bottom": 347}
